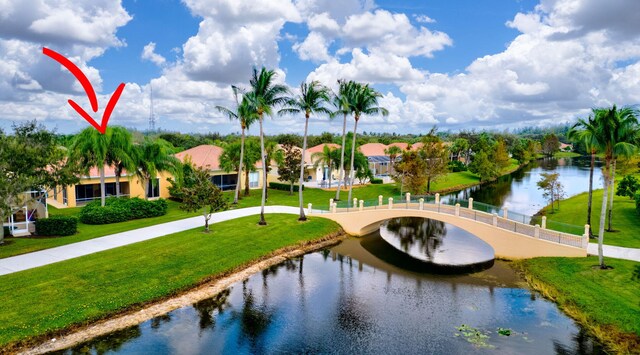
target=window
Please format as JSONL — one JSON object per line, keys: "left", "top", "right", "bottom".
{"left": 210, "top": 174, "right": 238, "bottom": 191}
{"left": 62, "top": 188, "right": 67, "bottom": 205}
{"left": 249, "top": 172, "right": 259, "bottom": 188}
{"left": 147, "top": 178, "right": 160, "bottom": 198}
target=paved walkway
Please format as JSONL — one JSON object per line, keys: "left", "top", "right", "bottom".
{"left": 0, "top": 206, "right": 638, "bottom": 276}
{"left": 0, "top": 206, "right": 302, "bottom": 276}
{"left": 588, "top": 243, "right": 640, "bottom": 263}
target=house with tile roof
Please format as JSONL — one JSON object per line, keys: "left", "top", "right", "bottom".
{"left": 174, "top": 144, "right": 266, "bottom": 193}
{"left": 305, "top": 143, "right": 342, "bottom": 187}
{"left": 47, "top": 163, "right": 172, "bottom": 208}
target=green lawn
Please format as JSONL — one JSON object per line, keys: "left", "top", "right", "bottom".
{"left": 0, "top": 200, "right": 200, "bottom": 259}
{"left": 0, "top": 214, "right": 341, "bottom": 350}
{"left": 542, "top": 189, "right": 640, "bottom": 248}
{"left": 0, "top": 161, "right": 522, "bottom": 259}
{"left": 554, "top": 151, "right": 582, "bottom": 158}
{"left": 518, "top": 257, "right": 640, "bottom": 352}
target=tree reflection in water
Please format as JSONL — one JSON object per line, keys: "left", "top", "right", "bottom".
{"left": 553, "top": 328, "right": 605, "bottom": 354}
{"left": 192, "top": 289, "right": 231, "bottom": 332}
{"left": 64, "top": 326, "right": 141, "bottom": 355}
{"left": 384, "top": 217, "right": 447, "bottom": 260}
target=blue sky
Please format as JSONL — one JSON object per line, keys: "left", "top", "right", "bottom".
{"left": 0, "top": 0, "right": 639, "bottom": 135}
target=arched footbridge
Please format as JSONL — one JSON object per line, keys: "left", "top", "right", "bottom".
{"left": 308, "top": 194, "right": 589, "bottom": 260}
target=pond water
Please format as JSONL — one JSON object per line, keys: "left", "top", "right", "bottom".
{"left": 446, "top": 157, "right": 601, "bottom": 216}
{"left": 60, "top": 222, "right": 603, "bottom": 354}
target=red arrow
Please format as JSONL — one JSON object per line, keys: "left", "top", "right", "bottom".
{"left": 43, "top": 47, "right": 125, "bottom": 134}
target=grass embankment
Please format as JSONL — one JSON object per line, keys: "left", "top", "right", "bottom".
{"left": 540, "top": 189, "right": 640, "bottom": 248}
{"left": 554, "top": 151, "right": 582, "bottom": 158}
{"left": 517, "top": 257, "right": 640, "bottom": 353}
{"left": 0, "top": 159, "right": 522, "bottom": 259}
{"left": 0, "top": 214, "right": 341, "bottom": 350}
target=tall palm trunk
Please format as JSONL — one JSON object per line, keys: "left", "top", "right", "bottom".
{"left": 299, "top": 114, "right": 310, "bottom": 221}
{"left": 235, "top": 126, "right": 246, "bottom": 204}
{"left": 586, "top": 151, "right": 595, "bottom": 237}
{"left": 245, "top": 170, "right": 250, "bottom": 196}
{"left": 598, "top": 163, "right": 610, "bottom": 268}
{"left": 143, "top": 177, "right": 149, "bottom": 200}
{"left": 335, "top": 113, "right": 347, "bottom": 201}
{"left": 347, "top": 117, "right": 359, "bottom": 205}
{"left": 607, "top": 159, "right": 616, "bottom": 231}
{"left": 258, "top": 115, "right": 267, "bottom": 225}
{"left": 99, "top": 164, "right": 106, "bottom": 207}
{"left": 115, "top": 167, "right": 122, "bottom": 198}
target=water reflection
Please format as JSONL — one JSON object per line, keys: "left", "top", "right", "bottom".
{"left": 192, "top": 289, "right": 230, "bottom": 331}
{"left": 379, "top": 217, "right": 495, "bottom": 272}
{"left": 384, "top": 217, "right": 446, "bottom": 260}
{"left": 446, "top": 157, "right": 602, "bottom": 216}
{"left": 62, "top": 240, "right": 603, "bottom": 355}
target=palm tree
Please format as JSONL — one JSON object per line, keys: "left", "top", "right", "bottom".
{"left": 347, "top": 83, "right": 389, "bottom": 205}
{"left": 134, "top": 137, "right": 180, "bottom": 199}
{"left": 568, "top": 115, "right": 598, "bottom": 237}
{"left": 311, "top": 145, "right": 339, "bottom": 188}
{"left": 105, "top": 126, "right": 136, "bottom": 198}
{"left": 70, "top": 127, "right": 112, "bottom": 207}
{"left": 384, "top": 145, "right": 402, "bottom": 175}
{"left": 331, "top": 80, "right": 355, "bottom": 201}
{"left": 604, "top": 106, "right": 639, "bottom": 232}
{"left": 219, "top": 139, "right": 261, "bottom": 197}
{"left": 263, "top": 139, "right": 284, "bottom": 201}
{"left": 216, "top": 88, "right": 258, "bottom": 204}
{"left": 248, "top": 67, "right": 289, "bottom": 225}
{"left": 279, "top": 81, "right": 331, "bottom": 220}
{"left": 590, "top": 105, "right": 638, "bottom": 268}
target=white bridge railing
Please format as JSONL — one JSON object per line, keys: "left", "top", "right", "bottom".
{"left": 309, "top": 193, "right": 589, "bottom": 249}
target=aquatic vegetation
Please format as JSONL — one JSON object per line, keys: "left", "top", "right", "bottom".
{"left": 455, "top": 324, "right": 494, "bottom": 349}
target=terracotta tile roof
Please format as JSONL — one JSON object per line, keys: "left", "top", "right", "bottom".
{"left": 388, "top": 142, "right": 409, "bottom": 150}
{"left": 306, "top": 143, "right": 340, "bottom": 154}
{"left": 359, "top": 143, "right": 388, "bottom": 156}
{"left": 174, "top": 144, "right": 223, "bottom": 170}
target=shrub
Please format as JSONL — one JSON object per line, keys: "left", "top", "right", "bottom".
{"left": 35, "top": 216, "right": 78, "bottom": 236}
{"left": 79, "top": 197, "right": 169, "bottom": 225}
{"left": 3, "top": 226, "right": 11, "bottom": 237}
{"left": 269, "top": 182, "right": 304, "bottom": 192}
{"left": 371, "top": 178, "right": 383, "bottom": 184}
{"left": 448, "top": 160, "right": 467, "bottom": 172}
{"left": 635, "top": 192, "right": 640, "bottom": 215}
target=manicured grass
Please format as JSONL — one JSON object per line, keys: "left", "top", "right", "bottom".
{"left": 542, "top": 189, "right": 640, "bottom": 248}
{"left": 518, "top": 257, "right": 640, "bottom": 351}
{"left": 554, "top": 151, "right": 582, "bottom": 158}
{"left": 0, "top": 200, "right": 199, "bottom": 259}
{"left": 0, "top": 214, "right": 341, "bottom": 349}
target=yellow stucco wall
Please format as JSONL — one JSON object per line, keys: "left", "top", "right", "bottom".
{"left": 48, "top": 168, "right": 266, "bottom": 208}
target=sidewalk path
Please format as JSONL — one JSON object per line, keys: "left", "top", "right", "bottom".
{"left": 0, "top": 206, "right": 302, "bottom": 276}
{"left": 1, "top": 207, "right": 638, "bottom": 276}
{"left": 588, "top": 243, "right": 640, "bottom": 263}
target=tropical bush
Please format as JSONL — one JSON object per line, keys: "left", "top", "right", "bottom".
{"left": 3, "top": 226, "right": 12, "bottom": 237}
{"left": 616, "top": 175, "right": 639, "bottom": 199}
{"left": 448, "top": 160, "right": 467, "bottom": 172}
{"left": 35, "top": 216, "right": 78, "bottom": 236}
{"left": 80, "top": 197, "right": 168, "bottom": 225}
{"left": 370, "top": 178, "right": 383, "bottom": 184}
{"left": 269, "top": 182, "right": 304, "bottom": 192}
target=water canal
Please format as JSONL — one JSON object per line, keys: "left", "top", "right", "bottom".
{"left": 60, "top": 220, "right": 602, "bottom": 354}
{"left": 447, "top": 156, "right": 600, "bottom": 216}
{"left": 57, "top": 157, "right": 604, "bottom": 354}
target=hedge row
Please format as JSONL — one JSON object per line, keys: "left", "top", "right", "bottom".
{"left": 370, "top": 178, "right": 383, "bottom": 184}
{"left": 35, "top": 216, "right": 78, "bottom": 236}
{"left": 79, "top": 197, "right": 168, "bottom": 225}
{"left": 269, "top": 182, "right": 304, "bottom": 192}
